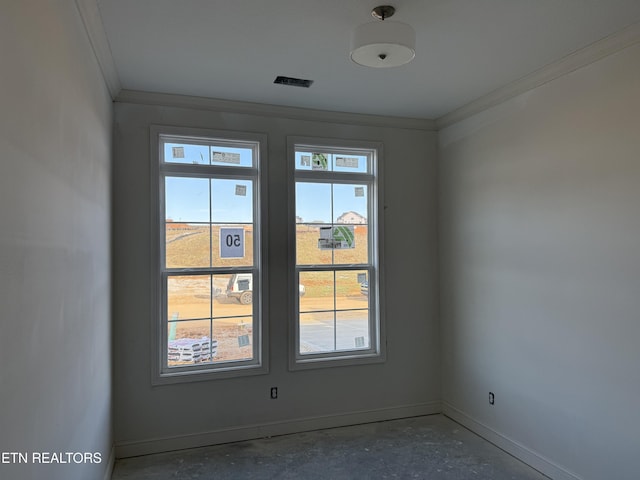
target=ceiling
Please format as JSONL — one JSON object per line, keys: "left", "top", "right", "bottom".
{"left": 97, "top": 0, "right": 640, "bottom": 120}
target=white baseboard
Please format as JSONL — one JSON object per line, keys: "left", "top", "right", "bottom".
{"left": 102, "top": 445, "right": 115, "bottom": 480}
{"left": 442, "top": 402, "right": 582, "bottom": 480}
{"left": 115, "top": 401, "right": 441, "bottom": 459}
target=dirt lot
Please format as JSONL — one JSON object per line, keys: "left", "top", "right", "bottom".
{"left": 170, "top": 318, "right": 253, "bottom": 364}
{"left": 169, "top": 293, "right": 368, "bottom": 365}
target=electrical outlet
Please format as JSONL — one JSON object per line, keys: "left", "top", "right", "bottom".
{"left": 489, "top": 392, "right": 495, "bottom": 405}
{"left": 270, "top": 387, "right": 278, "bottom": 399}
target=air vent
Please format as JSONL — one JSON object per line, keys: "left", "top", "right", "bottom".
{"left": 274, "top": 76, "right": 314, "bottom": 88}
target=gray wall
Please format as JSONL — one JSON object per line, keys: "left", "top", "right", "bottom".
{"left": 112, "top": 101, "right": 440, "bottom": 455}
{"left": 0, "top": 2, "right": 113, "bottom": 480}
{"left": 438, "top": 43, "right": 640, "bottom": 480}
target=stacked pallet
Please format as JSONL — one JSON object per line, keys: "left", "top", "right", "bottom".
{"left": 168, "top": 337, "right": 218, "bottom": 363}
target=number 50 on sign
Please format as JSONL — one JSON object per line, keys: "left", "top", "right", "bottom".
{"left": 220, "top": 227, "right": 245, "bottom": 258}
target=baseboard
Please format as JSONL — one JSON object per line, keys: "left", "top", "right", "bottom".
{"left": 115, "top": 401, "right": 441, "bottom": 458}
{"left": 102, "top": 445, "right": 115, "bottom": 480}
{"left": 442, "top": 402, "right": 582, "bottom": 480}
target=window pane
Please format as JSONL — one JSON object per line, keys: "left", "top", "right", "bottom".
{"left": 296, "top": 182, "right": 331, "bottom": 224}
{"left": 165, "top": 177, "right": 210, "bottom": 223}
{"left": 300, "top": 311, "right": 334, "bottom": 353}
{"left": 295, "top": 151, "right": 312, "bottom": 171}
{"left": 335, "top": 270, "right": 369, "bottom": 310}
{"left": 164, "top": 142, "right": 210, "bottom": 165}
{"left": 214, "top": 273, "right": 255, "bottom": 311}
{"left": 333, "top": 225, "right": 368, "bottom": 265}
{"left": 336, "top": 310, "right": 370, "bottom": 351}
{"left": 210, "top": 145, "right": 253, "bottom": 168}
{"left": 211, "top": 179, "right": 253, "bottom": 224}
{"left": 167, "top": 275, "right": 211, "bottom": 320}
{"left": 299, "top": 271, "right": 334, "bottom": 313}
{"left": 333, "top": 184, "right": 368, "bottom": 224}
{"left": 166, "top": 224, "right": 211, "bottom": 268}
{"left": 213, "top": 316, "right": 253, "bottom": 362}
{"left": 333, "top": 154, "right": 368, "bottom": 173}
{"left": 296, "top": 151, "right": 332, "bottom": 171}
{"left": 296, "top": 225, "right": 332, "bottom": 265}
{"left": 168, "top": 319, "right": 213, "bottom": 366}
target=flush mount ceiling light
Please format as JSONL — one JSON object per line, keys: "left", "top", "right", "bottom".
{"left": 350, "top": 5, "right": 416, "bottom": 68}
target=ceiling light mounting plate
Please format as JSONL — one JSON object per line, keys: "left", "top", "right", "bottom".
{"left": 371, "top": 6, "right": 395, "bottom": 21}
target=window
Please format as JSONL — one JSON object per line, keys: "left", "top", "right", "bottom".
{"left": 151, "top": 127, "right": 267, "bottom": 383}
{"left": 289, "top": 137, "right": 384, "bottom": 368}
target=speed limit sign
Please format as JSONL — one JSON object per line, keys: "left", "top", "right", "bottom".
{"left": 220, "top": 227, "right": 245, "bottom": 258}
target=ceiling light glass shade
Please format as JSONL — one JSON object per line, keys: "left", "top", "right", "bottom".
{"left": 350, "top": 20, "right": 416, "bottom": 68}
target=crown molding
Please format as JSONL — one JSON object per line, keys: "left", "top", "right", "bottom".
{"left": 74, "top": 0, "right": 121, "bottom": 99}
{"left": 115, "top": 89, "right": 437, "bottom": 131}
{"left": 437, "top": 20, "right": 640, "bottom": 129}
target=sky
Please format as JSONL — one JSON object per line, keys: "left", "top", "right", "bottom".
{"left": 163, "top": 143, "right": 370, "bottom": 224}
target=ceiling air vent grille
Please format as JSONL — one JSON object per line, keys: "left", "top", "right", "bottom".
{"left": 274, "top": 76, "right": 314, "bottom": 88}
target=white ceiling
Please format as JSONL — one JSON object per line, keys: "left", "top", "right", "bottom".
{"left": 97, "top": 0, "right": 640, "bottom": 120}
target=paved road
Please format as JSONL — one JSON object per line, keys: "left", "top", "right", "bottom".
{"left": 300, "top": 312, "right": 370, "bottom": 352}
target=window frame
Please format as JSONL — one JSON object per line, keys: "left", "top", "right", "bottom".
{"left": 287, "top": 136, "right": 386, "bottom": 370}
{"left": 150, "top": 125, "right": 269, "bottom": 385}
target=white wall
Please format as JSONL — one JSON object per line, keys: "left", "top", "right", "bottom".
{"left": 0, "top": 2, "right": 113, "bottom": 480}
{"left": 438, "top": 43, "right": 640, "bottom": 480}
{"left": 112, "top": 100, "right": 440, "bottom": 455}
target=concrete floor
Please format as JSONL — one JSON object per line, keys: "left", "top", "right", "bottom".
{"left": 112, "top": 414, "right": 549, "bottom": 480}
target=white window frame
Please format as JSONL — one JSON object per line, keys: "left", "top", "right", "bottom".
{"left": 288, "top": 136, "right": 385, "bottom": 370}
{"left": 150, "top": 125, "right": 268, "bottom": 384}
